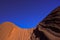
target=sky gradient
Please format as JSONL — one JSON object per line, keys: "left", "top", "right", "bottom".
{"left": 0, "top": 0, "right": 60, "bottom": 28}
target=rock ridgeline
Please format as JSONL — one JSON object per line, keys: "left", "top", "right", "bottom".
{"left": 0, "top": 6, "right": 60, "bottom": 40}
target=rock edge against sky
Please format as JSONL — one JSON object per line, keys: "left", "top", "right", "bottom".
{"left": 30, "top": 6, "right": 60, "bottom": 40}
{"left": 0, "top": 6, "right": 60, "bottom": 40}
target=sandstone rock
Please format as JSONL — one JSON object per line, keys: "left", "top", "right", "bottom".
{"left": 0, "top": 22, "right": 34, "bottom": 40}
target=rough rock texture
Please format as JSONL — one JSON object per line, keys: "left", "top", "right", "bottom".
{"left": 0, "top": 22, "right": 33, "bottom": 40}
{"left": 30, "top": 6, "right": 60, "bottom": 40}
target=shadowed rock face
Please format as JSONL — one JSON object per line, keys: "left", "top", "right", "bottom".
{"left": 30, "top": 6, "right": 60, "bottom": 40}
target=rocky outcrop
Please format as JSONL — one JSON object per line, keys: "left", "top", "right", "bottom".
{"left": 30, "top": 6, "right": 60, "bottom": 40}
{"left": 0, "top": 22, "right": 33, "bottom": 40}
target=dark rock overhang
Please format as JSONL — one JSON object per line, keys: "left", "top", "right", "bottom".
{"left": 30, "top": 6, "right": 60, "bottom": 40}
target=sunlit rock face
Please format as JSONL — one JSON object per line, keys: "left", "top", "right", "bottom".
{"left": 0, "top": 22, "right": 34, "bottom": 40}
{"left": 30, "top": 6, "right": 60, "bottom": 40}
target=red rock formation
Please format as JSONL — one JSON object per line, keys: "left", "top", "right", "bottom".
{"left": 0, "top": 22, "right": 34, "bottom": 40}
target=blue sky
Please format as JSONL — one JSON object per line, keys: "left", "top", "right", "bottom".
{"left": 0, "top": 0, "right": 60, "bottom": 29}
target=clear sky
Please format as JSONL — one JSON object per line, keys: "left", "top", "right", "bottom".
{"left": 0, "top": 0, "right": 60, "bottom": 29}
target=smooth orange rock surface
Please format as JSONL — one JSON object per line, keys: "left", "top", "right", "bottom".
{"left": 0, "top": 22, "right": 34, "bottom": 40}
